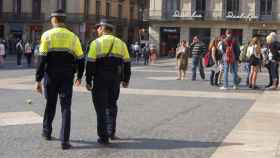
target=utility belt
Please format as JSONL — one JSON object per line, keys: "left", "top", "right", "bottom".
{"left": 96, "top": 56, "right": 123, "bottom": 76}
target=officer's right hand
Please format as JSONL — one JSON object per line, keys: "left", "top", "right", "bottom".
{"left": 86, "top": 84, "right": 93, "bottom": 91}
{"left": 35, "top": 82, "right": 43, "bottom": 94}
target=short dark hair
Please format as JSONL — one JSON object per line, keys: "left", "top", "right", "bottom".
{"left": 53, "top": 16, "right": 66, "bottom": 23}
{"left": 103, "top": 26, "right": 113, "bottom": 33}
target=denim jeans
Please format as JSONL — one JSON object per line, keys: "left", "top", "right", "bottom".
{"left": 244, "top": 62, "right": 251, "bottom": 85}
{"left": 223, "top": 62, "right": 238, "bottom": 88}
{"left": 192, "top": 56, "right": 205, "bottom": 80}
{"left": 270, "top": 61, "right": 279, "bottom": 82}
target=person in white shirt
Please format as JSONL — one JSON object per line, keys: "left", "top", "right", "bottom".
{"left": 0, "top": 40, "right": 5, "bottom": 66}
{"left": 24, "top": 41, "right": 33, "bottom": 67}
{"left": 246, "top": 37, "right": 261, "bottom": 89}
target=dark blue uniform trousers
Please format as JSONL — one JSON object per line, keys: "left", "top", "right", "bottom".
{"left": 92, "top": 72, "right": 120, "bottom": 139}
{"left": 43, "top": 74, "right": 73, "bottom": 143}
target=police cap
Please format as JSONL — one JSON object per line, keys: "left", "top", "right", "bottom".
{"left": 95, "top": 19, "right": 115, "bottom": 29}
{"left": 50, "top": 9, "right": 66, "bottom": 18}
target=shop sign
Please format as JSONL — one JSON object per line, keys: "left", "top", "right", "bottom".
{"left": 172, "top": 10, "right": 202, "bottom": 18}
{"left": 225, "top": 12, "right": 258, "bottom": 20}
{"left": 162, "top": 28, "right": 178, "bottom": 33}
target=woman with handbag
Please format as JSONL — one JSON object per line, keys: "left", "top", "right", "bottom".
{"left": 176, "top": 40, "right": 189, "bottom": 80}
{"left": 247, "top": 37, "right": 262, "bottom": 89}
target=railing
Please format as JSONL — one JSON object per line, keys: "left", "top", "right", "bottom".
{"left": 144, "top": 9, "right": 280, "bottom": 22}
{"left": 0, "top": 12, "right": 45, "bottom": 22}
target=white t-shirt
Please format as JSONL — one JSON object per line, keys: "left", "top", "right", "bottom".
{"left": 0, "top": 44, "right": 5, "bottom": 56}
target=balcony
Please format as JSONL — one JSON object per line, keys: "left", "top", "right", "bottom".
{"left": 0, "top": 12, "right": 45, "bottom": 23}
{"left": 144, "top": 9, "right": 280, "bottom": 22}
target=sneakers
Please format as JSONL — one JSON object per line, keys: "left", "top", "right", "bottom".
{"left": 233, "top": 86, "right": 238, "bottom": 90}
{"left": 220, "top": 86, "right": 228, "bottom": 90}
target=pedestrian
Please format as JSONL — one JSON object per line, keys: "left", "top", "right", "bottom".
{"left": 143, "top": 43, "right": 150, "bottom": 65}
{"left": 33, "top": 40, "right": 40, "bottom": 66}
{"left": 209, "top": 37, "right": 222, "bottom": 86}
{"left": 0, "top": 40, "right": 5, "bottom": 66}
{"left": 133, "top": 42, "right": 141, "bottom": 64}
{"left": 24, "top": 40, "right": 33, "bottom": 67}
{"left": 149, "top": 43, "right": 157, "bottom": 64}
{"left": 247, "top": 37, "right": 262, "bottom": 89}
{"left": 219, "top": 29, "right": 241, "bottom": 90}
{"left": 16, "top": 39, "right": 24, "bottom": 67}
{"left": 265, "top": 32, "right": 280, "bottom": 90}
{"left": 35, "top": 9, "right": 85, "bottom": 150}
{"left": 239, "top": 41, "right": 251, "bottom": 86}
{"left": 176, "top": 40, "right": 189, "bottom": 80}
{"left": 86, "top": 19, "right": 131, "bottom": 145}
{"left": 190, "top": 36, "right": 206, "bottom": 81}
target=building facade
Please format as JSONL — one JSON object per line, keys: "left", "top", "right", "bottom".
{"left": 146, "top": 0, "right": 280, "bottom": 56}
{"left": 0, "top": 0, "right": 146, "bottom": 53}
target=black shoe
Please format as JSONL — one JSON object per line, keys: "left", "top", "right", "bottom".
{"left": 97, "top": 138, "right": 110, "bottom": 145}
{"left": 210, "top": 70, "right": 215, "bottom": 86}
{"left": 61, "top": 142, "right": 72, "bottom": 150}
{"left": 265, "top": 84, "right": 272, "bottom": 88}
{"left": 41, "top": 133, "right": 51, "bottom": 141}
{"left": 110, "top": 135, "right": 121, "bottom": 140}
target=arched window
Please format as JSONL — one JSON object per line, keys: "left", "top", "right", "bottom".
{"left": 260, "top": 0, "right": 272, "bottom": 15}
{"left": 32, "top": 0, "right": 41, "bottom": 19}
{"left": 0, "top": 0, "right": 2, "bottom": 15}
{"left": 13, "top": 0, "right": 21, "bottom": 15}
{"left": 162, "top": 0, "right": 180, "bottom": 18}
{"left": 57, "top": 0, "right": 66, "bottom": 11}
{"left": 226, "top": 0, "right": 239, "bottom": 15}
{"left": 196, "top": 0, "right": 206, "bottom": 15}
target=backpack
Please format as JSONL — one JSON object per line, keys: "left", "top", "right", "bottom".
{"left": 239, "top": 44, "right": 249, "bottom": 62}
{"left": 203, "top": 50, "right": 214, "bottom": 67}
{"left": 225, "top": 40, "right": 234, "bottom": 64}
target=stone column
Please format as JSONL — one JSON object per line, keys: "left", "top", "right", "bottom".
{"left": 242, "top": 27, "right": 253, "bottom": 44}
{"left": 149, "top": 24, "right": 160, "bottom": 51}
{"left": 211, "top": 28, "right": 220, "bottom": 42}
{"left": 180, "top": 27, "right": 189, "bottom": 43}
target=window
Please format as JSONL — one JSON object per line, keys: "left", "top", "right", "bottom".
{"left": 84, "top": 0, "right": 89, "bottom": 18}
{"left": 118, "top": 4, "right": 123, "bottom": 18}
{"left": 0, "top": 0, "right": 2, "bottom": 15}
{"left": 163, "top": 0, "right": 180, "bottom": 18}
{"left": 130, "top": 6, "right": 134, "bottom": 20}
{"left": 106, "top": 2, "right": 111, "bottom": 17}
{"left": 260, "top": 0, "right": 272, "bottom": 15}
{"left": 13, "top": 0, "right": 21, "bottom": 15}
{"left": 196, "top": 0, "right": 206, "bottom": 15}
{"left": 96, "top": 0, "right": 101, "bottom": 17}
{"left": 226, "top": 0, "right": 239, "bottom": 15}
{"left": 57, "top": 0, "right": 66, "bottom": 11}
{"left": 32, "top": 0, "right": 41, "bottom": 19}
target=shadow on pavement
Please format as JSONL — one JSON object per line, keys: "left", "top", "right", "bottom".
{"left": 63, "top": 138, "right": 243, "bottom": 150}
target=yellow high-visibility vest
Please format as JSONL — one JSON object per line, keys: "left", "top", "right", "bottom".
{"left": 87, "top": 34, "right": 130, "bottom": 62}
{"left": 39, "top": 27, "right": 83, "bottom": 59}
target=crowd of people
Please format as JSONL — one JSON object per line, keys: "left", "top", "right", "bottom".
{"left": 175, "top": 29, "right": 280, "bottom": 90}
{"left": 131, "top": 42, "right": 157, "bottom": 65}
{"left": 0, "top": 38, "right": 40, "bottom": 68}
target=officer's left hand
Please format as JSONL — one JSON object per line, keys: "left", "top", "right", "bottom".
{"left": 75, "top": 79, "right": 82, "bottom": 87}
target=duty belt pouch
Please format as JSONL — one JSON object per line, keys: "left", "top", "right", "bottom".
{"left": 104, "top": 38, "right": 122, "bottom": 76}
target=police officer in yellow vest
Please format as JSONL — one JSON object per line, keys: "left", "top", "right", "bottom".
{"left": 35, "top": 9, "right": 84, "bottom": 150}
{"left": 86, "top": 19, "right": 131, "bottom": 145}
